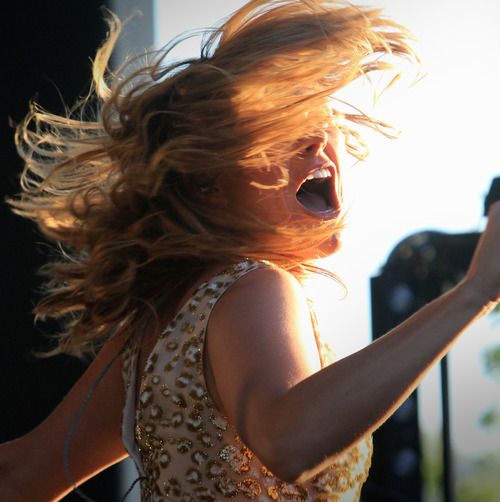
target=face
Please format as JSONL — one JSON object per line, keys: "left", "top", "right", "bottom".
{"left": 219, "top": 126, "right": 344, "bottom": 259}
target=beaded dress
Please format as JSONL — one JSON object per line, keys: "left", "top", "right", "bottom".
{"left": 122, "top": 260, "right": 372, "bottom": 501}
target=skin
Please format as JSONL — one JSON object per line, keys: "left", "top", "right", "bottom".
{"left": 218, "top": 127, "right": 344, "bottom": 258}
{"left": 0, "top": 336, "right": 129, "bottom": 501}
{"left": 2, "top": 130, "right": 500, "bottom": 500}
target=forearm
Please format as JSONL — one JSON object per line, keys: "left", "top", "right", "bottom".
{"left": 0, "top": 433, "right": 80, "bottom": 502}
{"left": 253, "top": 280, "right": 494, "bottom": 482}
{"left": 0, "top": 438, "right": 32, "bottom": 502}
{"left": 0, "top": 337, "right": 128, "bottom": 501}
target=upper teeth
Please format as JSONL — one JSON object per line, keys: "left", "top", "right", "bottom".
{"left": 305, "top": 168, "right": 332, "bottom": 181}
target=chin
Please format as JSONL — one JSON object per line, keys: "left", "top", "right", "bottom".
{"left": 298, "top": 233, "right": 343, "bottom": 260}
{"left": 318, "top": 236, "right": 343, "bottom": 258}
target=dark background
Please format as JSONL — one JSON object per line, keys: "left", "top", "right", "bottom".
{"left": 0, "top": 2, "right": 120, "bottom": 500}
{"left": 0, "top": 0, "right": 106, "bottom": 436}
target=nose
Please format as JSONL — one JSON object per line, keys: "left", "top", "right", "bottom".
{"left": 305, "top": 130, "right": 328, "bottom": 154}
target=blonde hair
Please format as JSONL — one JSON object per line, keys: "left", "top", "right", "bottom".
{"left": 9, "top": 0, "right": 417, "bottom": 356}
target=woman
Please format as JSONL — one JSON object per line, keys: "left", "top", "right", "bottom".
{"left": 2, "top": 0, "right": 500, "bottom": 500}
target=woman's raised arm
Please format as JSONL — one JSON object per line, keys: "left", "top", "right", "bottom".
{"left": 205, "top": 202, "right": 500, "bottom": 484}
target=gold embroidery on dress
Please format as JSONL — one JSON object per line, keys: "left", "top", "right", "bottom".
{"left": 124, "top": 260, "right": 372, "bottom": 501}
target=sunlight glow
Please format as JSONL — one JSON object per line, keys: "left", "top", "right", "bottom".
{"left": 153, "top": 0, "right": 500, "bottom": 496}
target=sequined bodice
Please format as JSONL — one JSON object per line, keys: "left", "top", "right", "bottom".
{"left": 122, "top": 260, "right": 372, "bottom": 501}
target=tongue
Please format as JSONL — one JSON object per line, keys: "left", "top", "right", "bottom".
{"left": 298, "top": 191, "right": 329, "bottom": 212}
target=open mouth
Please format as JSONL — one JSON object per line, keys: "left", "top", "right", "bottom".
{"left": 296, "top": 167, "right": 338, "bottom": 215}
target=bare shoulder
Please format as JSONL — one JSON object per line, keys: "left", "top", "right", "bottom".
{"left": 207, "top": 264, "right": 318, "bottom": 368}
{"left": 204, "top": 264, "right": 321, "bottom": 432}
{"left": 218, "top": 264, "right": 306, "bottom": 310}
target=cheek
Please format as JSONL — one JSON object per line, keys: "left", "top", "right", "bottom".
{"left": 254, "top": 189, "right": 294, "bottom": 225}
{"left": 229, "top": 177, "right": 293, "bottom": 225}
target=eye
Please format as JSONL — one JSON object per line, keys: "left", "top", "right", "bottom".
{"left": 296, "top": 143, "right": 315, "bottom": 156}
{"left": 294, "top": 138, "right": 320, "bottom": 156}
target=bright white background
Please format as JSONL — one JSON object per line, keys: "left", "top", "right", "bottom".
{"left": 154, "top": 0, "right": 500, "bottom": 348}
{"left": 118, "top": 1, "right": 500, "bottom": 498}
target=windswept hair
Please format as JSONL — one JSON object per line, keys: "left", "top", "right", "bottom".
{"left": 9, "top": 0, "right": 418, "bottom": 356}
